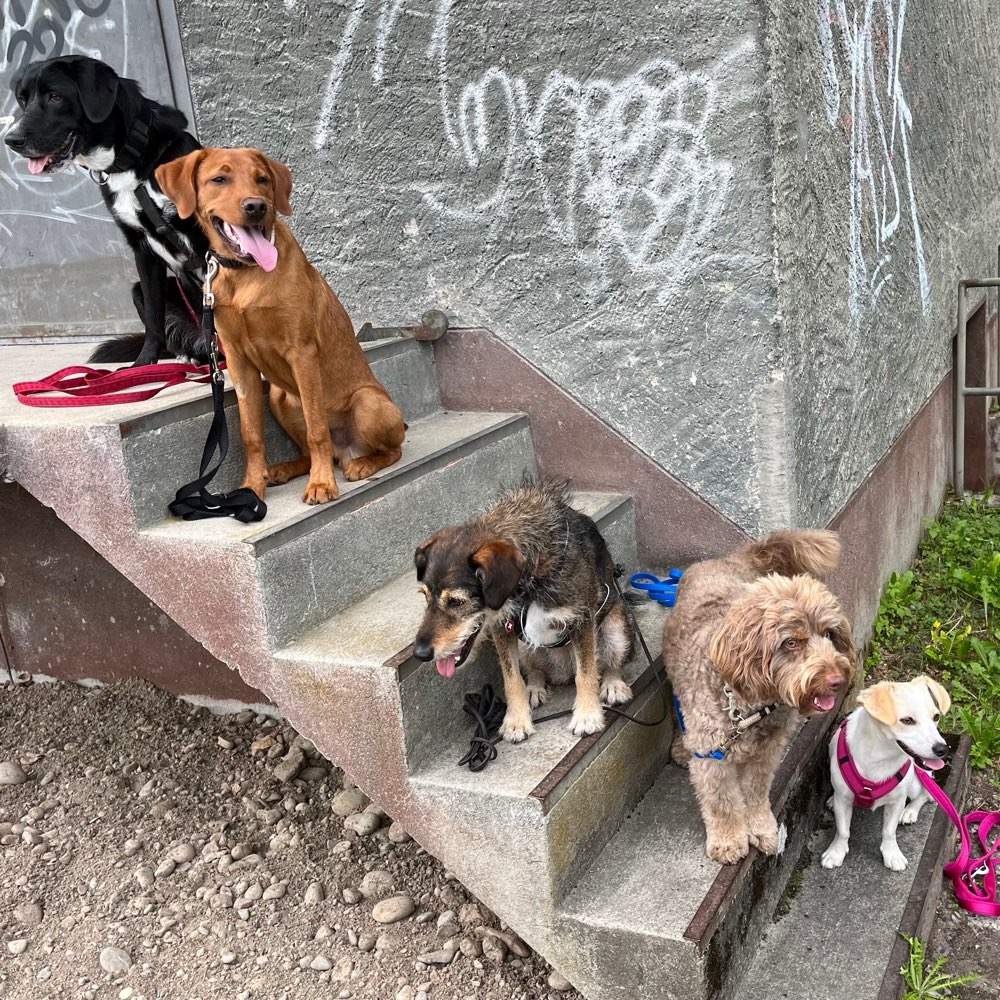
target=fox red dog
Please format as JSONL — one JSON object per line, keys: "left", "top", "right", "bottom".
{"left": 155, "top": 147, "right": 406, "bottom": 504}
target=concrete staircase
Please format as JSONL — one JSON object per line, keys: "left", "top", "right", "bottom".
{"left": 0, "top": 334, "right": 962, "bottom": 1000}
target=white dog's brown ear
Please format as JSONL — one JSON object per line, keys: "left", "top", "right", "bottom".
{"left": 708, "top": 607, "right": 774, "bottom": 704}
{"left": 914, "top": 674, "right": 951, "bottom": 715}
{"left": 470, "top": 540, "right": 524, "bottom": 610}
{"left": 857, "top": 682, "right": 897, "bottom": 724}
{"left": 155, "top": 149, "right": 205, "bottom": 219}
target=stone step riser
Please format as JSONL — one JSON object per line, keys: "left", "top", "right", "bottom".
{"left": 122, "top": 338, "right": 439, "bottom": 527}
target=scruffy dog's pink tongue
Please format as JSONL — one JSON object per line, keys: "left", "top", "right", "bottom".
{"left": 436, "top": 656, "right": 457, "bottom": 679}
{"left": 813, "top": 693, "right": 836, "bottom": 712}
{"left": 27, "top": 155, "right": 50, "bottom": 175}
{"left": 231, "top": 224, "right": 277, "bottom": 271}
{"left": 920, "top": 756, "right": 945, "bottom": 771}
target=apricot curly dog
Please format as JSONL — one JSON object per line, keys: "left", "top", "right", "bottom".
{"left": 663, "top": 530, "right": 856, "bottom": 865}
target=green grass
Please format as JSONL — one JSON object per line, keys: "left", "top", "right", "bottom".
{"left": 899, "top": 934, "right": 979, "bottom": 999}
{"left": 867, "top": 495, "right": 1000, "bottom": 770}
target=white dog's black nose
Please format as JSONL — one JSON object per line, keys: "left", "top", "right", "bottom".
{"left": 932, "top": 741, "right": 949, "bottom": 759}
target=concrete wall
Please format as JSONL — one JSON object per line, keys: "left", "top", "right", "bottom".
{"left": 174, "top": 0, "right": 778, "bottom": 533}
{"left": 769, "top": 0, "right": 1000, "bottom": 526}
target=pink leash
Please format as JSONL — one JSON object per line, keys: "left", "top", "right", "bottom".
{"left": 12, "top": 361, "right": 223, "bottom": 407}
{"left": 915, "top": 766, "right": 1000, "bottom": 917}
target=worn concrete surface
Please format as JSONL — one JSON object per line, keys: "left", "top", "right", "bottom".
{"left": 769, "top": 0, "right": 1000, "bottom": 526}
{"left": 741, "top": 811, "right": 938, "bottom": 1000}
{"left": 174, "top": 0, "right": 776, "bottom": 533}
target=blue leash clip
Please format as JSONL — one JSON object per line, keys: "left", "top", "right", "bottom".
{"left": 630, "top": 569, "right": 683, "bottom": 607}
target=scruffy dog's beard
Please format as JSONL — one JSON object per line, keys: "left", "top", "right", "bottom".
{"left": 772, "top": 651, "right": 856, "bottom": 715}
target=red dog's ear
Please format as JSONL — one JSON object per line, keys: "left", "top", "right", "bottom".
{"left": 155, "top": 149, "right": 206, "bottom": 219}
{"left": 470, "top": 540, "right": 524, "bottom": 610}
{"left": 264, "top": 155, "right": 293, "bottom": 215}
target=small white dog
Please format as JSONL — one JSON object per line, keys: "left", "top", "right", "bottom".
{"left": 821, "top": 675, "right": 950, "bottom": 872}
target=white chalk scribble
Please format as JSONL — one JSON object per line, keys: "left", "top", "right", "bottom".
{"left": 817, "top": 0, "right": 930, "bottom": 320}
{"left": 314, "top": 0, "right": 756, "bottom": 304}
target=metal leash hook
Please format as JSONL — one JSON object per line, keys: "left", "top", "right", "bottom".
{"left": 202, "top": 254, "right": 224, "bottom": 384}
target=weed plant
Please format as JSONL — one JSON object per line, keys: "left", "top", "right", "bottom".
{"left": 867, "top": 496, "right": 1000, "bottom": 769}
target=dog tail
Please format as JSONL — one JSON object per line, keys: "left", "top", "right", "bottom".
{"left": 87, "top": 334, "right": 145, "bottom": 364}
{"left": 738, "top": 529, "right": 840, "bottom": 578}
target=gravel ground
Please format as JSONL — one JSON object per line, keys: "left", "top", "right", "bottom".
{"left": 0, "top": 678, "right": 581, "bottom": 1000}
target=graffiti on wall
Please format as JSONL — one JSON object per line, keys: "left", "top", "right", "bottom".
{"left": 313, "top": 1, "right": 757, "bottom": 305}
{"left": 816, "top": 0, "right": 930, "bottom": 321}
{"left": 1, "top": 0, "right": 123, "bottom": 235}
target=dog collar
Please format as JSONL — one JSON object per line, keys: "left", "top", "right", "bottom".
{"left": 501, "top": 582, "right": 611, "bottom": 649}
{"left": 836, "top": 717, "right": 911, "bottom": 809}
{"left": 207, "top": 250, "right": 247, "bottom": 270}
{"left": 673, "top": 687, "right": 779, "bottom": 760}
{"left": 110, "top": 108, "right": 155, "bottom": 174}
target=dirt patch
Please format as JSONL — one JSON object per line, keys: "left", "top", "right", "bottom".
{"left": 0, "top": 679, "right": 579, "bottom": 1000}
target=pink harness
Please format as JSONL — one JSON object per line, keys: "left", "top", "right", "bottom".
{"left": 836, "top": 717, "right": 911, "bottom": 809}
{"left": 836, "top": 717, "right": 1000, "bottom": 916}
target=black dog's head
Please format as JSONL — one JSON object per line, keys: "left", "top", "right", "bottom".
{"left": 5, "top": 55, "right": 136, "bottom": 173}
{"left": 413, "top": 526, "right": 525, "bottom": 678}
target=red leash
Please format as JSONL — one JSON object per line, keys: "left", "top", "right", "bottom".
{"left": 12, "top": 361, "right": 222, "bottom": 407}
{"left": 916, "top": 766, "right": 1000, "bottom": 916}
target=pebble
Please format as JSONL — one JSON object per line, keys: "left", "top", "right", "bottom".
{"left": 99, "top": 946, "right": 133, "bottom": 975}
{"left": 310, "top": 955, "right": 333, "bottom": 972}
{"left": 154, "top": 858, "right": 176, "bottom": 878}
{"left": 123, "top": 839, "right": 143, "bottom": 858}
{"left": 168, "top": 843, "right": 196, "bottom": 864}
{"left": 482, "top": 936, "right": 506, "bottom": 963}
{"left": 304, "top": 882, "right": 325, "bottom": 905}
{"left": 331, "top": 788, "right": 369, "bottom": 817}
{"left": 360, "top": 870, "right": 393, "bottom": 900}
{"left": 458, "top": 936, "right": 482, "bottom": 958}
{"left": 272, "top": 747, "right": 305, "bottom": 783}
{"left": 14, "top": 900, "right": 43, "bottom": 926}
{"left": 217, "top": 737, "right": 235, "bottom": 750}
{"left": 372, "top": 895, "right": 415, "bottom": 924}
{"left": 342, "top": 887, "right": 363, "bottom": 905}
{"left": 230, "top": 843, "right": 253, "bottom": 861}
{"left": 21, "top": 827, "right": 42, "bottom": 845}
{"left": 458, "top": 903, "right": 486, "bottom": 928}
{"left": 299, "top": 766, "right": 327, "bottom": 781}
{"left": 332, "top": 956, "right": 354, "bottom": 981}
{"left": 6, "top": 939, "right": 28, "bottom": 956}
{"left": 417, "top": 946, "right": 456, "bottom": 966}
{"left": 262, "top": 882, "right": 287, "bottom": 901}
{"left": 396, "top": 988, "right": 415, "bottom": 1000}
{"left": 220, "top": 952, "right": 237, "bottom": 965}
{"left": 548, "top": 971, "right": 573, "bottom": 992}
{"left": 344, "top": 812, "right": 380, "bottom": 836}
{"left": 134, "top": 867, "right": 155, "bottom": 890}
{"left": 387, "top": 821, "right": 412, "bottom": 844}
{"left": 358, "top": 932, "right": 377, "bottom": 952}
{"left": 0, "top": 761, "right": 28, "bottom": 785}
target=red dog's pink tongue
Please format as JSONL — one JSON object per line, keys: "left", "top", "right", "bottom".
{"left": 435, "top": 656, "right": 457, "bottom": 679}
{"left": 921, "top": 757, "right": 945, "bottom": 771}
{"left": 231, "top": 224, "right": 277, "bottom": 272}
{"left": 27, "top": 155, "right": 50, "bottom": 175}
{"left": 813, "top": 693, "right": 836, "bottom": 712}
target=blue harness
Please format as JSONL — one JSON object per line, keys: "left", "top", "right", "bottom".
{"left": 672, "top": 689, "right": 779, "bottom": 760}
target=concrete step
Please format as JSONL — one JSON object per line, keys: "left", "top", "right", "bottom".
{"left": 551, "top": 706, "right": 844, "bottom": 1000}
{"left": 146, "top": 410, "right": 535, "bottom": 645}
{"left": 741, "top": 734, "right": 971, "bottom": 1000}
{"left": 121, "top": 336, "right": 439, "bottom": 527}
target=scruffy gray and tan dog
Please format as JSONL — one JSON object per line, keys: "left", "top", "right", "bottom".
{"left": 413, "top": 479, "right": 635, "bottom": 742}
{"left": 664, "top": 530, "right": 856, "bottom": 864}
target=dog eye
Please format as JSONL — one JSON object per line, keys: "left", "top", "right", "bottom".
{"left": 933, "top": 713, "right": 940, "bottom": 722}
{"left": 900, "top": 716, "right": 916, "bottom": 726}
{"left": 824, "top": 629, "right": 834, "bottom": 641}
{"left": 782, "top": 638, "right": 799, "bottom": 650}
{"left": 210, "top": 175, "right": 227, "bottom": 185}
{"left": 257, "top": 175, "right": 269, "bottom": 185}
{"left": 446, "top": 595, "right": 466, "bottom": 609}
{"left": 47, "top": 92, "right": 63, "bottom": 104}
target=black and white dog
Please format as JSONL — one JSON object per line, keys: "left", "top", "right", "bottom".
{"left": 5, "top": 55, "right": 209, "bottom": 365}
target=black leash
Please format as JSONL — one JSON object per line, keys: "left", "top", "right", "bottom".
{"left": 458, "top": 566, "right": 670, "bottom": 771}
{"left": 168, "top": 254, "right": 267, "bottom": 523}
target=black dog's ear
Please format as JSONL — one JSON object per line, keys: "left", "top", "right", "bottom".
{"left": 470, "top": 540, "right": 524, "bottom": 610}
{"left": 414, "top": 529, "right": 448, "bottom": 582}
{"left": 74, "top": 59, "right": 119, "bottom": 123}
